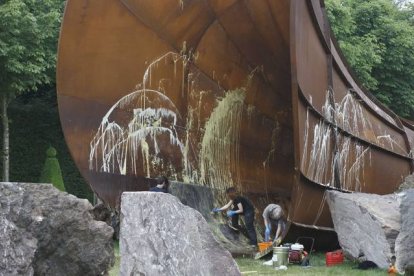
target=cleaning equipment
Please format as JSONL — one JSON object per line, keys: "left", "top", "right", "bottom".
{"left": 288, "top": 237, "right": 314, "bottom": 266}
{"left": 254, "top": 239, "right": 278, "bottom": 260}
{"left": 258, "top": 242, "right": 273, "bottom": 252}
{"left": 326, "top": 250, "right": 344, "bottom": 266}
{"left": 273, "top": 246, "right": 289, "bottom": 267}
{"left": 288, "top": 243, "right": 304, "bottom": 264}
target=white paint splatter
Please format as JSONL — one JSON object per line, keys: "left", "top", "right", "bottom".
{"left": 89, "top": 88, "right": 184, "bottom": 177}
{"left": 89, "top": 51, "right": 250, "bottom": 189}
{"left": 301, "top": 89, "right": 404, "bottom": 191}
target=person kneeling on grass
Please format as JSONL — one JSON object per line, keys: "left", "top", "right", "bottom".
{"left": 211, "top": 187, "right": 257, "bottom": 247}
{"left": 262, "top": 203, "right": 286, "bottom": 245}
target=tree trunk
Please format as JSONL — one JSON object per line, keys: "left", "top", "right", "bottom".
{"left": 1, "top": 94, "right": 9, "bottom": 182}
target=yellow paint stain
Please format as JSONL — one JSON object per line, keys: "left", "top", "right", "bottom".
{"left": 199, "top": 88, "right": 245, "bottom": 190}
{"left": 246, "top": 104, "right": 255, "bottom": 128}
{"left": 140, "top": 138, "right": 150, "bottom": 178}
{"left": 263, "top": 120, "right": 280, "bottom": 168}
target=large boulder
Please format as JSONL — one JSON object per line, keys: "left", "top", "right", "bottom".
{"left": 0, "top": 182, "right": 114, "bottom": 276}
{"left": 395, "top": 189, "right": 414, "bottom": 273}
{"left": 92, "top": 202, "right": 120, "bottom": 240}
{"left": 326, "top": 191, "right": 400, "bottom": 268}
{"left": 327, "top": 189, "right": 414, "bottom": 273}
{"left": 0, "top": 184, "right": 37, "bottom": 276}
{"left": 169, "top": 182, "right": 253, "bottom": 253}
{"left": 397, "top": 173, "right": 414, "bottom": 191}
{"left": 120, "top": 192, "right": 241, "bottom": 276}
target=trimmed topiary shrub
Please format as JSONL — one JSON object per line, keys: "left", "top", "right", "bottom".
{"left": 40, "top": 146, "right": 66, "bottom": 191}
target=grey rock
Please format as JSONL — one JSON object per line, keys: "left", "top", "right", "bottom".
{"left": 398, "top": 174, "right": 414, "bottom": 191}
{"left": 0, "top": 184, "right": 36, "bottom": 276}
{"left": 120, "top": 192, "right": 241, "bottom": 276}
{"left": 326, "top": 191, "right": 400, "bottom": 268}
{"left": 92, "top": 202, "right": 112, "bottom": 224}
{"left": 169, "top": 182, "right": 215, "bottom": 220}
{"left": 395, "top": 189, "right": 414, "bottom": 273}
{"left": 92, "top": 203, "right": 120, "bottom": 240}
{"left": 0, "top": 182, "right": 114, "bottom": 276}
{"left": 169, "top": 181, "right": 253, "bottom": 253}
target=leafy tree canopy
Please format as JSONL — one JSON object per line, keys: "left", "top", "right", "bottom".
{"left": 0, "top": 0, "right": 63, "bottom": 97}
{"left": 326, "top": 0, "right": 414, "bottom": 119}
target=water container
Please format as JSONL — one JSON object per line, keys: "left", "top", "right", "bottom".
{"left": 326, "top": 250, "right": 344, "bottom": 266}
{"left": 273, "top": 246, "right": 289, "bottom": 267}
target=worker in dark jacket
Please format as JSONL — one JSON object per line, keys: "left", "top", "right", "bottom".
{"left": 212, "top": 187, "right": 257, "bottom": 246}
{"left": 149, "top": 176, "right": 169, "bottom": 193}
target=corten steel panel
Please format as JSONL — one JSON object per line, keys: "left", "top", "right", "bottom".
{"left": 332, "top": 62, "right": 410, "bottom": 161}
{"left": 298, "top": 97, "right": 411, "bottom": 192}
{"left": 57, "top": 0, "right": 414, "bottom": 233}
{"left": 295, "top": 0, "right": 329, "bottom": 111}
{"left": 403, "top": 123, "right": 414, "bottom": 151}
{"left": 311, "top": 0, "right": 326, "bottom": 34}
{"left": 332, "top": 69, "right": 407, "bottom": 155}
{"left": 57, "top": 0, "right": 294, "bottom": 209}
{"left": 332, "top": 68, "right": 349, "bottom": 103}
{"left": 289, "top": 177, "right": 333, "bottom": 230}
{"left": 330, "top": 41, "right": 399, "bottom": 128}
{"left": 298, "top": 102, "right": 335, "bottom": 186}
{"left": 290, "top": 0, "right": 414, "bottom": 229}
{"left": 295, "top": 95, "right": 411, "bottom": 229}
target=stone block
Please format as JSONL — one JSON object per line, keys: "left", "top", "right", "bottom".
{"left": 120, "top": 192, "right": 241, "bottom": 276}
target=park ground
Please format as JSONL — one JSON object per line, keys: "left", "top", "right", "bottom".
{"left": 109, "top": 241, "right": 387, "bottom": 275}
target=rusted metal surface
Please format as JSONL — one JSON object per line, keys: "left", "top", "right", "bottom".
{"left": 57, "top": 0, "right": 414, "bottom": 231}
{"left": 290, "top": 0, "right": 414, "bottom": 230}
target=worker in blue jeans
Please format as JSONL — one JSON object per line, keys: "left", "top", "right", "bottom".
{"left": 212, "top": 187, "right": 257, "bottom": 247}
{"left": 263, "top": 203, "right": 286, "bottom": 245}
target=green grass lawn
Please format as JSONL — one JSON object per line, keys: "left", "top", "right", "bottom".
{"left": 236, "top": 253, "right": 386, "bottom": 275}
{"left": 108, "top": 242, "right": 387, "bottom": 275}
{"left": 109, "top": 241, "right": 120, "bottom": 276}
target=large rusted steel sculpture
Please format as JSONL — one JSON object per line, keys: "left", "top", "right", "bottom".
{"left": 57, "top": 0, "right": 414, "bottom": 232}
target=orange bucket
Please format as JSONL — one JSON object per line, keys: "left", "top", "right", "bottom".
{"left": 258, "top": 242, "right": 273, "bottom": 252}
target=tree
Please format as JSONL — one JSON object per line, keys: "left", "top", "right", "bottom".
{"left": 0, "top": 0, "right": 63, "bottom": 181}
{"left": 326, "top": 0, "right": 414, "bottom": 119}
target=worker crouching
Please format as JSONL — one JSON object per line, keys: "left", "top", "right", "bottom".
{"left": 212, "top": 187, "right": 258, "bottom": 247}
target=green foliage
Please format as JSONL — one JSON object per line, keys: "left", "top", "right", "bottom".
{"left": 46, "top": 146, "right": 57, "bottom": 158}
{"left": 0, "top": 0, "right": 64, "bottom": 181}
{"left": 109, "top": 241, "right": 120, "bottom": 276}
{"left": 0, "top": 0, "right": 63, "bottom": 96}
{"left": 1, "top": 90, "right": 93, "bottom": 201}
{"left": 326, "top": 0, "right": 414, "bottom": 119}
{"left": 40, "top": 146, "right": 65, "bottom": 191}
{"left": 0, "top": 0, "right": 91, "bottom": 200}
{"left": 338, "top": 35, "right": 384, "bottom": 91}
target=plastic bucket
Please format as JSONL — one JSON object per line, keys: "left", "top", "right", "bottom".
{"left": 258, "top": 242, "right": 273, "bottom": 252}
{"left": 273, "top": 246, "right": 289, "bottom": 267}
